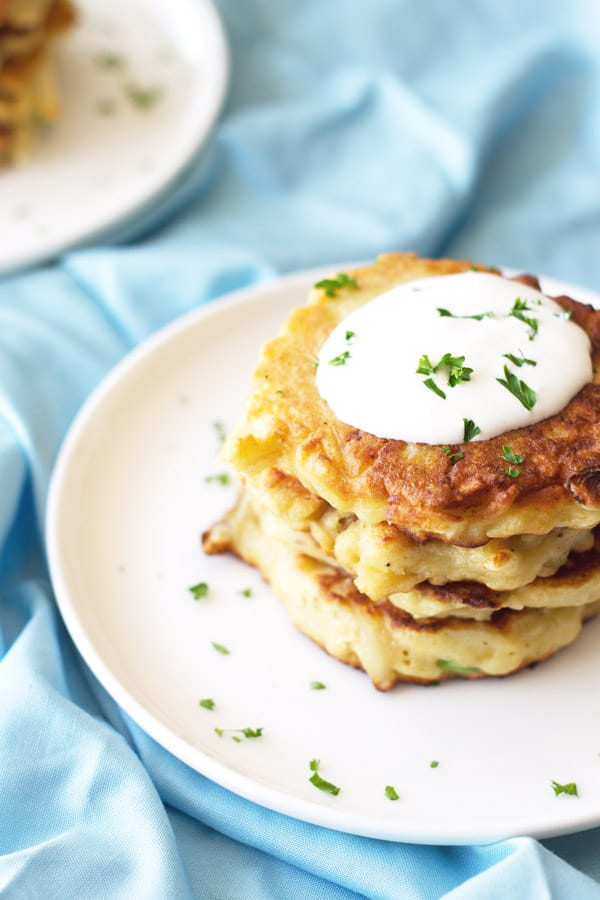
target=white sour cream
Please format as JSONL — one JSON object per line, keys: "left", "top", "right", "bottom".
{"left": 315, "top": 272, "right": 592, "bottom": 444}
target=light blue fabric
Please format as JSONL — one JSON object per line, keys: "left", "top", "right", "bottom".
{"left": 2, "top": 0, "right": 600, "bottom": 896}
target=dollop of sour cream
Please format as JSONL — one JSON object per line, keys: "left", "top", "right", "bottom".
{"left": 315, "top": 272, "right": 592, "bottom": 444}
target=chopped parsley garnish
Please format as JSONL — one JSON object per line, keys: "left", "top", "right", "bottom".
{"left": 199, "top": 698, "right": 215, "bottom": 710}
{"left": 503, "top": 351, "right": 536, "bottom": 368}
{"left": 424, "top": 378, "right": 446, "bottom": 399}
{"left": 240, "top": 727, "right": 263, "bottom": 738}
{"left": 554, "top": 310, "right": 572, "bottom": 321}
{"left": 385, "top": 785, "right": 399, "bottom": 801}
{"left": 189, "top": 582, "right": 209, "bottom": 600}
{"left": 212, "top": 641, "right": 230, "bottom": 655}
{"left": 501, "top": 446, "right": 524, "bottom": 478}
{"left": 504, "top": 467, "right": 521, "bottom": 479}
{"left": 315, "top": 273, "right": 357, "bottom": 297}
{"left": 510, "top": 298, "right": 539, "bottom": 340}
{"left": 416, "top": 354, "right": 435, "bottom": 376}
{"left": 437, "top": 307, "right": 494, "bottom": 321}
{"left": 417, "top": 352, "right": 472, "bottom": 386}
{"left": 437, "top": 658, "right": 482, "bottom": 675}
{"left": 125, "top": 83, "right": 163, "bottom": 110}
{"left": 310, "top": 681, "right": 326, "bottom": 690}
{"left": 213, "top": 420, "right": 226, "bottom": 445}
{"left": 442, "top": 446, "right": 464, "bottom": 465}
{"left": 329, "top": 350, "right": 351, "bottom": 367}
{"left": 94, "top": 52, "right": 126, "bottom": 70}
{"left": 345, "top": 330, "right": 355, "bottom": 342}
{"left": 239, "top": 587, "right": 253, "bottom": 598}
{"left": 502, "top": 446, "right": 524, "bottom": 464}
{"left": 215, "top": 727, "right": 263, "bottom": 740}
{"left": 430, "top": 760, "right": 440, "bottom": 769}
{"left": 463, "top": 418, "right": 481, "bottom": 442}
{"left": 497, "top": 365, "right": 537, "bottom": 411}
{"left": 551, "top": 780, "right": 578, "bottom": 797}
{"left": 205, "top": 472, "right": 231, "bottom": 486}
{"left": 439, "top": 353, "right": 473, "bottom": 387}
{"left": 308, "top": 759, "right": 341, "bottom": 796}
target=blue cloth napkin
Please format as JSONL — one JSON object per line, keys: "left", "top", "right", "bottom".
{"left": 2, "top": 0, "right": 600, "bottom": 896}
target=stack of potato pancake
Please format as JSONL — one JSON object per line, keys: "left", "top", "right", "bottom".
{"left": 0, "top": 0, "right": 75, "bottom": 164}
{"left": 203, "top": 254, "right": 600, "bottom": 689}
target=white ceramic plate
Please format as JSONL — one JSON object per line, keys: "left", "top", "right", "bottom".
{"left": 0, "top": 0, "right": 228, "bottom": 273}
{"left": 47, "top": 267, "right": 600, "bottom": 845}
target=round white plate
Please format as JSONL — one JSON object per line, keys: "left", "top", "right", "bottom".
{"left": 0, "top": 0, "right": 228, "bottom": 273}
{"left": 47, "top": 267, "right": 600, "bottom": 845}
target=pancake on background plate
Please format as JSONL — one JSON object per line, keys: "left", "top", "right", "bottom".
{"left": 0, "top": 0, "right": 75, "bottom": 164}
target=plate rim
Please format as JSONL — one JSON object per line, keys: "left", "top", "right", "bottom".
{"left": 46, "top": 263, "right": 600, "bottom": 845}
{"left": 1, "top": 0, "right": 230, "bottom": 275}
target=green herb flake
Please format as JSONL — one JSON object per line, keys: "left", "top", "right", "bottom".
{"left": 315, "top": 273, "right": 357, "bottom": 297}
{"left": 463, "top": 418, "right": 481, "bottom": 442}
{"left": 94, "top": 52, "right": 126, "bottom": 70}
{"left": 308, "top": 759, "right": 341, "bottom": 796}
{"left": 329, "top": 350, "right": 351, "bottom": 367}
{"left": 310, "top": 681, "right": 326, "bottom": 690}
{"left": 205, "top": 472, "right": 231, "bottom": 486}
{"left": 199, "top": 698, "right": 215, "bottom": 710}
{"left": 215, "top": 726, "right": 263, "bottom": 741}
{"left": 416, "top": 354, "right": 435, "bottom": 376}
{"left": 437, "top": 658, "right": 482, "bottom": 675}
{"left": 497, "top": 365, "right": 537, "bottom": 411}
{"left": 240, "top": 727, "right": 263, "bottom": 738}
{"left": 430, "top": 760, "right": 440, "bottom": 769}
{"left": 424, "top": 378, "right": 446, "bottom": 400}
{"left": 436, "top": 307, "right": 494, "bottom": 321}
{"left": 502, "top": 446, "right": 524, "bottom": 465}
{"left": 212, "top": 641, "right": 230, "bottom": 655}
{"left": 418, "top": 352, "right": 473, "bottom": 388}
{"left": 502, "top": 446, "right": 524, "bottom": 478}
{"left": 510, "top": 298, "right": 539, "bottom": 340}
{"left": 125, "top": 83, "right": 163, "bottom": 111}
{"left": 385, "top": 785, "right": 399, "bottom": 801}
{"left": 239, "top": 587, "right": 253, "bottom": 598}
{"left": 189, "top": 582, "right": 209, "bottom": 600}
{"left": 503, "top": 352, "right": 536, "bottom": 368}
{"left": 345, "top": 330, "right": 356, "bottom": 342}
{"left": 554, "top": 310, "right": 572, "bottom": 321}
{"left": 213, "top": 420, "right": 226, "bottom": 445}
{"left": 437, "top": 352, "right": 473, "bottom": 387}
{"left": 442, "top": 446, "right": 464, "bottom": 465}
{"left": 551, "top": 780, "right": 578, "bottom": 797}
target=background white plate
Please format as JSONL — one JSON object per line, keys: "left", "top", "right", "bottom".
{"left": 0, "top": 0, "right": 228, "bottom": 273}
{"left": 47, "top": 267, "right": 600, "bottom": 845}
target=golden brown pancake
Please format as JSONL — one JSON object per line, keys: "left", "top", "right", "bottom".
{"left": 203, "top": 496, "right": 600, "bottom": 690}
{"left": 245, "top": 468, "right": 594, "bottom": 594}
{"left": 0, "top": 0, "right": 75, "bottom": 163}
{"left": 225, "top": 253, "right": 600, "bottom": 544}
